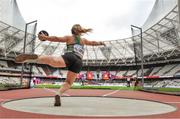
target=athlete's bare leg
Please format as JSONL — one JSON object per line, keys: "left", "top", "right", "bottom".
{"left": 15, "top": 54, "right": 66, "bottom": 68}
{"left": 37, "top": 55, "right": 66, "bottom": 68}
{"left": 54, "top": 71, "right": 77, "bottom": 106}
{"left": 59, "top": 71, "right": 77, "bottom": 94}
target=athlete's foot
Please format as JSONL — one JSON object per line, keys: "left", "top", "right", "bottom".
{"left": 54, "top": 95, "right": 61, "bottom": 106}
{"left": 15, "top": 54, "right": 38, "bottom": 63}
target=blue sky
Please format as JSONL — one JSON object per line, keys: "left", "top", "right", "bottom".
{"left": 16, "top": 0, "right": 155, "bottom": 41}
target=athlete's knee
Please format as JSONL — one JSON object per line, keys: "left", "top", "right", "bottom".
{"left": 65, "top": 80, "right": 73, "bottom": 86}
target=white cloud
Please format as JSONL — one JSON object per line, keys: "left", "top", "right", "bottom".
{"left": 16, "top": 0, "right": 155, "bottom": 41}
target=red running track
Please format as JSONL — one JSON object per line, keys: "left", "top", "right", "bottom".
{"left": 0, "top": 88, "right": 180, "bottom": 119}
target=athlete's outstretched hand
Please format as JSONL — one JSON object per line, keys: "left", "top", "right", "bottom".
{"left": 38, "top": 34, "right": 47, "bottom": 41}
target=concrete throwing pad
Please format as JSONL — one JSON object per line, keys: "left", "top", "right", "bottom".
{"left": 2, "top": 97, "right": 176, "bottom": 117}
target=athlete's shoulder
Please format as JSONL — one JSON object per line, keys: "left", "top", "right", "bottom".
{"left": 80, "top": 38, "right": 89, "bottom": 45}
{"left": 64, "top": 35, "right": 72, "bottom": 39}
{"left": 81, "top": 37, "right": 87, "bottom": 41}
{"left": 63, "top": 35, "right": 73, "bottom": 41}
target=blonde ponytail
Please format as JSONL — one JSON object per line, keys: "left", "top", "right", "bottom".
{"left": 71, "top": 24, "right": 92, "bottom": 35}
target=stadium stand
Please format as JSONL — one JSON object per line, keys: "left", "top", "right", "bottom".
{"left": 164, "top": 64, "right": 180, "bottom": 76}
{"left": 155, "top": 64, "right": 177, "bottom": 76}
{"left": 149, "top": 67, "right": 162, "bottom": 76}
{"left": 0, "top": 60, "right": 8, "bottom": 68}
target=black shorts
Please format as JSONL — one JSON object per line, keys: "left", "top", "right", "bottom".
{"left": 62, "top": 52, "right": 83, "bottom": 73}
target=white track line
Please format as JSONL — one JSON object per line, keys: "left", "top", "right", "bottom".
{"left": 0, "top": 98, "right": 11, "bottom": 101}
{"left": 43, "top": 88, "right": 57, "bottom": 93}
{"left": 62, "top": 93, "right": 70, "bottom": 96}
{"left": 102, "top": 90, "right": 119, "bottom": 97}
{"left": 165, "top": 102, "right": 180, "bottom": 104}
{"left": 43, "top": 88, "right": 70, "bottom": 96}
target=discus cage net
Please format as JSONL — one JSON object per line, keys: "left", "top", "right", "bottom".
{"left": 0, "top": 20, "right": 37, "bottom": 90}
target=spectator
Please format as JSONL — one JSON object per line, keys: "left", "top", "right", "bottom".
{"left": 134, "top": 78, "right": 139, "bottom": 90}
{"left": 127, "top": 77, "right": 131, "bottom": 87}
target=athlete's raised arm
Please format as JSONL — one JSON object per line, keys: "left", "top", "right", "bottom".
{"left": 38, "top": 34, "right": 68, "bottom": 42}
{"left": 82, "top": 38, "right": 105, "bottom": 46}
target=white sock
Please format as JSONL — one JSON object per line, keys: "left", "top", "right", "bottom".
{"left": 56, "top": 91, "right": 61, "bottom": 96}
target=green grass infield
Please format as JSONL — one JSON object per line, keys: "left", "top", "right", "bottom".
{"left": 35, "top": 84, "right": 180, "bottom": 92}
{"left": 35, "top": 84, "right": 141, "bottom": 90}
